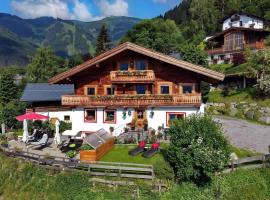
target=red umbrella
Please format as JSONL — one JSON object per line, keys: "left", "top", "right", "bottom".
{"left": 16, "top": 112, "right": 48, "bottom": 121}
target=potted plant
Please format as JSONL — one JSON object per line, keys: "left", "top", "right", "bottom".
{"left": 109, "top": 126, "right": 114, "bottom": 134}
{"left": 143, "top": 119, "right": 148, "bottom": 131}
{"left": 130, "top": 118, "right": 136, "bottom": 130}
{"left": 66, "top": 150, "right": 77, "bottom": 161}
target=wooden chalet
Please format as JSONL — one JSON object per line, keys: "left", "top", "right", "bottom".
{"left": 21, "top": 42, "right": 224, "bottom": 135}
{"left": 205, "top": 12, "right": 269, "bottom": 65}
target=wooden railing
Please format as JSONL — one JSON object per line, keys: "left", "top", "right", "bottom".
{"left": 62, "top": 94, "right": 201, "bottom": 107}
{"left": 205, "top": 41, "right": 265, "bottom": 55}
{"left": 0, "top": 145, "right": 154, "bottom": 180}
{"left": 110, "top": 70, "right": 155, "bottom": 83}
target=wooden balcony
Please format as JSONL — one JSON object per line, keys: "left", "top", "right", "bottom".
{"left": 62, "top": 94, "right": 201, "bottom": 107}
{"left": 110, "top": 70, "right": 155, "bottom": 83}
{"left": 205, "top": 41, "right": 265, "bottom": 55}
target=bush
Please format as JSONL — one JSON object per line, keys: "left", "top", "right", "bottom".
{"left": 166, "top": 114, "right": 230, "bottom": 185}
{"left": 59, "top": 121, "right": 72, "bottom": 133}
{"left": 154, "top": 160, "right": 174, "bottom": 180}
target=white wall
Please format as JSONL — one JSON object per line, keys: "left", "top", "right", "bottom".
{"left": 223, "top": 15, "right": 264, "bottom": 30}
{"left": 71, "top": 107, "right": 134, "bottom": 135}
{"left": 37, "top": 110, "right": 73, "bottom": 122}
{"left": 146, "top": 106, "right": 201, "bottom": 130}
{"left": 39, "top": 105, "right": 204, "bottom": 136}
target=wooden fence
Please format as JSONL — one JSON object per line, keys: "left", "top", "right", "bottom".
{"left": 224, "top": 154, "right": 270, "bottom": 173}
{"left": 0, "top": 146, "right": 154, "bottom": 180}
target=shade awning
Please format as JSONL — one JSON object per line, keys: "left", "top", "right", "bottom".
{"left": 16, "top": 112, "right": 48, "bottom": 121}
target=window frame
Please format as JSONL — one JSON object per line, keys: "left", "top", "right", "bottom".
{"left": 104, "top": 85, "right": 116, "bottom": 95}
{"left": 157, "top": 82, "right": 173, "bottom": 95}
{"left": 84, "top": 85, "right": 98, "bottom": 95}
{"left": 179, "top": 83, "right": 195, "bottom": 94}
{"left": 166, "top": 112, "right": 186, "bottom": 127}
{"left": 103, "top": 109, "right": 117, "bottom": 124}
{"left": 118, "top": 61, "right": 129, "bottom": 71}
{"left": 135, "top": 60, "right": 148, "bottom": 70}
{"left": 84, "top": 108, "right": 97, "bottom": 123}
{"left": 64, "top": 115, "right": 71, "bottom": 121}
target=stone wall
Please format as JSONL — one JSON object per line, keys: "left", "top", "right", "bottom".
{"left": 206, "top": 102, "right": 270, "bottom": 124}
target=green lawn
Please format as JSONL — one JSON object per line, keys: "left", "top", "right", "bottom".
{"left": 229, "top": 145, "right": 259, "bottom": 158}
{"left": 100, "top": 144, "right": 165, "bottom": 165}
{"left": 207, "top": 88, "right": 270, "bottom": 107}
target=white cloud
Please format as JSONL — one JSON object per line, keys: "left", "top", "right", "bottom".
{"left": 98, "top": 0, "right": 128, "bottom": 17}
{"left": 72, "top": 0, "right": 99, "bottom": 21}
{"left": 11, "top": 0, "right": 71, "bottom": 19}
{"left": 10, "top": 0, "right": 104, "bottom": 21}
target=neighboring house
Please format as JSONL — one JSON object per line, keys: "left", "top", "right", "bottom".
{"left": 205, "top": 12, "right": 269, "bottom": 65}
{"left": 21, "top": 42, "right": 224, "bottom": 135}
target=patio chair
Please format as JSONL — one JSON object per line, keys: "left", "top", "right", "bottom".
{"left": 128, "top": 141, "right": 146, "bottom": 156}
{"left": 28, "top": 133, "right": 49, "bottom": 148}
{"left": 27, "top": 129, "right": 38, "bottom": 142}
{"left": 142, "top": 143, "right": 160, "bottom": 158}
{"left": 59, "top": 137, "right": 72, "bottom": 152}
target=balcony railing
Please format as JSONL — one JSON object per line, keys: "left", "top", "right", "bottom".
{"left": 62, "top": 94, "right": 201, "bottom": 107}
{"left": 110, "top": 70, "right": 155, "bottom": 83}
{"left": 205, "top": 41, "right": 265, "bottom": 55}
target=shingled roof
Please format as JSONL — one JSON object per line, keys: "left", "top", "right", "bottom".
{"left": 48, "top": 42, "right": 225, "bottom": 84}
{"left": 21, "top": 83, "right": 74, "bottom": 102}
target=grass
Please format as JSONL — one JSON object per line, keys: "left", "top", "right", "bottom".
{"left": 207, "top": 88, "right": 270, "bottom": 107}
{"left": 101, "top": 144, "right": 165, "bottom": 165}
{"left": 229, "top": 145, "right": 259, "bottom": 158}
{"left": 1, "top": 153, "right": 270, "bottom": 199}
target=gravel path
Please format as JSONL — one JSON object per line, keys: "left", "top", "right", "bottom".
{"left": 213, "top": 115, "right": 270, "bottom": 154}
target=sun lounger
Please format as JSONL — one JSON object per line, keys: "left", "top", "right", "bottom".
{"left": 128, "top": 141, "right": 146, "bottom": 156}
{"left": 28, "top": 133, "right": 49, "bottom": 147}
{"left": 142, "top": 143, "right": 160, "bottom": 158}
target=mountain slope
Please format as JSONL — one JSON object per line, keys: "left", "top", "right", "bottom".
{"left": 0, "top": 13, "right": 141, "bottom": 67}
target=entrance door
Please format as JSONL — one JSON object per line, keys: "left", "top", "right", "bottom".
{"left": 135, "top": 109, "right": 146, "bottom": 128}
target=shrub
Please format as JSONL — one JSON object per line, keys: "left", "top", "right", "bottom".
{"left": 59, "top": 121, "right": 72, "bottom": 133}
{"left": 65, "top": 150, "right": 77, "bottom": 159}
{"left": 154, "top": 160, "right": 174, "bottom": 180}
{"left": 166, "top": 114, "right": 230, "bottom": 185}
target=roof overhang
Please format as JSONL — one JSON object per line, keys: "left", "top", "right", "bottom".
{"left": 48, "top": 42, "right": 225, "bottom": 84}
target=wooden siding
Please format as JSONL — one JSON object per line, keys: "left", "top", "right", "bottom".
{"left": 80, "top": 138, "right": 115, "bottom": 162}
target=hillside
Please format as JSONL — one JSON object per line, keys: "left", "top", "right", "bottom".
{"left": 0, "top": 13, "right": 141, "bottom": 67}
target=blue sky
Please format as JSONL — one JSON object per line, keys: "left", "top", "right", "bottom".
{"left": 0, "top": 0, "right": 181, "bottom": 21}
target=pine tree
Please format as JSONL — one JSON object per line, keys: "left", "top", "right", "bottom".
{"left": 0, "top": 72, "right": 17, "bottom": 103}
{"left": 95, "top": 25, "right": 111, "bottom": 56}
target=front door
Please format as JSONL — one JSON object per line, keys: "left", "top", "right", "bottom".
{"left": 135, "top": 109, "right": 146, "bottom": 128}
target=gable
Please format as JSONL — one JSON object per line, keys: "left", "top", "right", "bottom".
{"left": 48, "top": 42, "right": 224, "bottom": 84}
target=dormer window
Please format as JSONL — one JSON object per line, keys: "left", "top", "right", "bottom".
{"left": 119, "top": 62, "right": 129, "bottom": 71}
{"left": 135, "top": 60, "right": 147, "bottom": 70}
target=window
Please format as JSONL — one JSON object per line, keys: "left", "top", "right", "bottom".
{"left": 64, "top": 115, "right": 70, "bottom": 121}
{"left": 180, "top": 83, "right": 194, "bottom": 94}
{"left": 104, "top": 110, "right": 116, "bottom": 123}
{"left": 160, "top": 85, "right": 170, "bottom": 94}
{"left": 87, "top": 87, "right": 95, "bottom": 95}
{"left": 183, "top": 85, "right": 193, "bottom": 94}
{"left": 84, "top": 109, "right": 96, "bottom": 123}
{"left": 224, "top": 32, "right": 243, "bottom": 51}
{"left": 119, "top": 63, "right": 129, "bottom": 71}
{"left": 107, "top": 87, "right": 115, "bottom": 95}
{"left": 166, "top": 112, "right": 185, "bottom": 126}
{"left": 136, "top": 85, "right": 146, "bottom": 94}
{"left": 135, "top": 60, "right": 147, "bottom": 70}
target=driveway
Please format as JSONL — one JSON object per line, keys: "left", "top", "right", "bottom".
{"left": 213, "top": 115, "right": 270, "bottom": 154}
